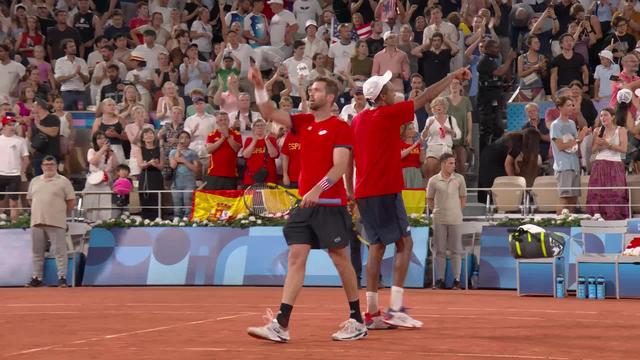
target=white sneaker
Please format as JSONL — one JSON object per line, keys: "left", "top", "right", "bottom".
{"left": 364, "top": 311, "right": 396, "bottom": 330}
{"left": 383, "top": 308, "right": 423, "bottom": 329}
{"left": 247, "top": 309, "right": 290, "bottom": 343}
{"left": 331, "top": 318, "right": 368, "bottom": 341}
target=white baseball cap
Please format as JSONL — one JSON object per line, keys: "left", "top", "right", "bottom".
{"left": 305, "top": 19, "right": 318, "bottom": 29}
{"left": 598, "top": 50, "right": 614, "bottom": 62}
{"left": 618, "top": 88, "right": 633, "bottom": 104}
{"left": 267, "top": 0, "right": 283, "bottom": 4}
{"left": 382, "top": 31, "right": 392, "bottom": 41}
{"left": 363, "top": 70, "right": 393, "bottom": 100}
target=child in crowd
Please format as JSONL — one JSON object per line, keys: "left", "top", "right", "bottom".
{"left": 169, "top": 131, "right": 200, "bottom": 219}
{"left": 112, "top": 164, "right": 133, "bottom": 216}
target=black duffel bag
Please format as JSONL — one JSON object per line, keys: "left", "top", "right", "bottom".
{"left": 508, "top": 225, "right": 565, "bottom": 259}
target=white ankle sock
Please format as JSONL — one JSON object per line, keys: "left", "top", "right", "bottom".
{"left": 366, "top": 291, "right": 378, "bottom": 314}
{"left": 390, "top": 286, "right": 404, "bottom": 311}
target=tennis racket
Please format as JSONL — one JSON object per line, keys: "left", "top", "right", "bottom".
{"left": 242, "top": 183, "right": 340, "bottom": 217}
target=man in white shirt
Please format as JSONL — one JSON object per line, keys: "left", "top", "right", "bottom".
{"left": 302, "top": 20, "right": 328, "bottom": 59}
{"left": 132, "top": 29, "right": 168, "bottom": 70}
{"left": 422, "top": 5, "right": 459, "bottom": 47}
{"left": 149, "top": 0, "right": 172, "bottom": 30}
{"left": 293, "top": 0, "right": 322, "bottom": 38}
{"left": 91, "top": 45, "right": 128, "bottom": 105}
{"left": 339, "top": 87, "right": 370, "bottom": 123}
{"left": 268, "top": 0, "right": 298, "bottom": 56}
{"left": 125, "top": 52, "right": 154, "bottom": 110}
{"left": 0, "top": 44, "right": 26, "bottom": 103}
{"left": 184, "top": 96, "right": 217, "bottom": 172}
{"left": 54, "top": 39, "right": 90, "bottom": 110}
{"left": 228, "top": 92, "right": 262, "bottom": 140}
{"left": 283, "top": 40, "right": 312, "bottom": 105}
{"left": 0, "top": 116, "right": 29, "bottom": 221}
{"left": 328, "top": 23, "right": 356, "bottom": 73}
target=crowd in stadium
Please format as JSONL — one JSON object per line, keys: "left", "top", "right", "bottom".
{"left": 1, "top": 0, "right": 640, "bottom": 223}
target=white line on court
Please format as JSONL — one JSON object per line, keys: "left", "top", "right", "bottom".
{"left": 4, "top": 312, "right": 256, "bottom": 357}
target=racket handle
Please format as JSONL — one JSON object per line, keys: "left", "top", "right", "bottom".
{"left": 317, "top": 198, "right": 342, "bottom": 205}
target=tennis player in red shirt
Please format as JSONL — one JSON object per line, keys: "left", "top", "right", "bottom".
{"left": 246, "top": 65, "right": 366, "bottom": 342}
{"left": 205, "top": 111, "right": 242, "bottom": 190}
{"left": 352, "top": 67, "right": 470, "bottom": 330}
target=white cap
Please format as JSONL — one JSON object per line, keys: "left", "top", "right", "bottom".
{"left": 617, "top": 88, "right": 633, "bottom": 104}
{"left": 363, "top": 70, "right": 393, "bottom": 100}
{"left": 598, "top": 49, "right": 614, "bottom": 62}
{"left": 382, "top": 31, "right": 392, "bottom": 41}
{"left": 305, "top": 19, "right": 318, "bottom": 29}
{"left": 267, "top": 0, "right": 283, "bottom": 4}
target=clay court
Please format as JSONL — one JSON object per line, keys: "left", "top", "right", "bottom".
{"left": 1, "top": 287, "right": 637, "bottom": 360}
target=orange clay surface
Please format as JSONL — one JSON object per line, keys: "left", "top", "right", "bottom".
{"left": 1, "top": 287, "right": 638, "bottom": 360}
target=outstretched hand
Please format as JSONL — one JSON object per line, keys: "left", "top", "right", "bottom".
{"left": 452, "top": 66, "right": 471, "bottom": 81}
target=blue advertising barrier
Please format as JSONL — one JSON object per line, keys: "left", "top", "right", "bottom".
{"left": 0, "top": 229, "right": 78, "bottom": 286}
{"left": 82, "top": 226, "right": 429, "bottom": 287}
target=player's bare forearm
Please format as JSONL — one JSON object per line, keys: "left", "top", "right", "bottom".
{"left": 343, "top": 152, "right": 354, "bottom": 198}
{"left": 310, "top": 147, "right": 351, "bottom": 194}
{"left": 250, "top": 65, "right": 292, "bottom": 128}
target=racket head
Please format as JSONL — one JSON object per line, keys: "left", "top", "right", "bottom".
{"left": 243, "top": 183, "right": 300, "bottom": 216}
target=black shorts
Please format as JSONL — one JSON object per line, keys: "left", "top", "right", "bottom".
{"left": 205, "top": 176, "right": 238, "bottom": 190}
{"left": 357, "top": 193, "right": 410, "bottom": 246}
{"left": 0, "top": 175, "right": 21, "bottom": 201}
{"left": 283, "top": 205, "right": 354, "bottom": 249}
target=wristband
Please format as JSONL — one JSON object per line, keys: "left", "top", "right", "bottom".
{"left": 319, "top": 176, "right": 334, "bottom": 192}
{"left": 255, "top": 87, "right": 269, "bottom": 105}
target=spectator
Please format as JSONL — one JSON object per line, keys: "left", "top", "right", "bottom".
{"left": 351, "top": 12, "right": 371, "bottom": 40}
{"left": 103, "top": 10, "right": 131, "bottom": 41}
{"left": 133, "top": 29, "right": 168, "bottom": 70}
{"left": 226, "top": 29, "right": 256, "bottom": 86}
{"left": 226, "top": 0, "right": 253, "bottom": 27}
{"left": 84, "top": 130, "right": 119, "bottom": 222}
{"left": 100, "top": 64, "right": 125, "bottom": 103}
{"left": 29, "top": 45, "right": 55, "bottom": 93}
{"left": 477, "top": 131, "right": 523, "bottom": 203}
{"left": 55, "top": 39, "right": 90, "bottom": 110}
{"left": 125, "top": 52, "right": 153, "bottom": 109}
{"left": 92, "top": 45, "right": 128, "bottom": 105}
{"left": 446, "top": 78, "right": 473, "bottom": 175}
{"left": 31, "top": 98, "right": 60, "bottom": 176}
{"left": 52, "top": 96, "right": 74, "bottom": 170}
{"left": 190, "top": 7, "right": 213, "bottom": 58}
{"left": 372, "top": 32, "right": 409, "bottom": 92}
{"left": 522, "top": 102, "right": 551, "bottom": 162}
{"left": 422, "top": 5, "right": 458, "bottom": 48}
{"left": 125, "top": 105, "right": 155, "bottom": 176}
{"left": 516, "top": 34, "right": 546, "bottom": 103}
{"left": 134, "top": 11, "right": 171, "bottom": 47}
{"left": 594, "top": 50, "right": 619, "bottom": 114}
{"left": 244, "top": 0, "right": 270, "bottom": 47}
{"left": 242, "top": 118, "right": 279, "bottom": 186}
{"left": 408, "top": 73, "right": 428, "bottom": 132}
{"left": 168, "top": 29, "right": 190, "bottom": 67}
{"left": 366, "top": 21, "right": 385, "bottom": 57}
{"left": 153, "top": 52, "right": 179, "bottom": 96}
{"left": 339, "top": 86, "right": 368, "bottom": 122}
{"left": 550, "top": 96, "right": 590, "bottom": 214}
{"left": 169, "top": 131, "right": 200, "bottom": 218}
{"left": 229, "top": 92, "right": 262, "bottom": 135}
{"left": 587, "top": 107, "right": 630, "bottom": 220}
{"left": 129, "top": 1, "right": 151, "bottom": 45}
{"left": 0, "top": 44, "right": 26, "bottom": 102}
{"left": 72, "top": 0, "right": 99, "bottom": 58}
{"left": 293, "top": 0, "right": 321, "bottom": 38}
{"left": 214, "top": 73, "right": 241, "bottom": 114}
{"left": 113, "top": 34, "right": 133, "bottom": 68}
{"left": 186, "top": 88, "right": 216, "bottom": 117}
{"left": 570, "top": 4, "right": 601, "bottom": 68}
{"left": 329, "top": 23, "right": 356, "bottom": 74}
{"left": 302, "top": 20, "right": 328, "bottom": 59}
{"left": 158, "top": 106, "right": 184, "bottom": 181}
{"left": 569, "top": 80, "right": 598, "bottom": 128}
{"left": 420, "top": 96, "right": 461, "bottom": 181}
{"left": 413, "top": 15, "right": 426, "bottom": 45}
{"left": 398, "top": 24, "right": 419, "bottom": 76}
{"left": 184, "top": 95, "right": 217, "bottom": 169}
{"left": 46, "top": 9, "right": 81, "bottom": 62}
{"left": 280, "top": 129, "right": 301, "bottom": 187}
{"left": 92, "top": 98, "right": 127, "bottom": 164}
{"left": 477, "top": 40, "right": 516, "bottom": 151}
{"left": 213, "top": 50, "right": 241, "bottom": 92}
{"left": 614, "top": 0, "right": 640, "bottom": 40}
{"left": 0, "top": 116, "right": 29, "bottom": 221}
{"left": 156, "top": 81, "right": 185, "bottom": 123}
{"left": 17, "top": 16, "right": 45, "bottom": 60}
{"left": 268, "top": 0, "right": 298, "bottom": 56}
{"left": 592, "top": 0, "right": 616, "bottom": 36}
{"left": 505, "top": 127, "right": 541, "bottom": 187}
{"left": 550, "top": 33, "right": 589, "bottom": 100}
{"left": 528, "top": 8, "right": 558, "bottom": 59}
{"left": 26, "top": 155, "right": 75, "bottom": 288}
{"left": 118, "top": 85, "right": 144, "bottom": 123}
{"left": 400, "top": 122, "right": 424, "bottom": 189}
{"left": 206, "top": 111, "right": 242, "bottom": 190}
{"left": 35, "top": 5, "right": 55, "bottom": 37}
{"left": 87, "top": 36, "right": 110, "bottom": 74}
{"left": 13, "top": 86, "right": 36, "bottom": 129}
{"left": 413, "top": 31, "right": 459, "bottom": 87}
{"left": 609, "top": 54, "right": 640, "bottom": 117}
{"left": 180, "top": 44, "right": 211, "bottom": 98}
{"left": 348, "top": 40, "right": 373, "bottom": 86}
{"left": 283, "top": 40, "right": 312, "bottom": 107}
{"left": 427, "top": 152, "right": 467, "bottom": 290}
{"left": 604, "top": 15, "right": 636, "bottom": 63}
{"left": 133, "top": 127, "right": 164, "bottom": 220}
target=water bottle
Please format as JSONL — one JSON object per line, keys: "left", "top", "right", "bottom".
{"left": 596, "top": 276, "right": 606, "bottom": 300}
{"left": 577, "top": 276, "right": 587, "bottom": 299}
{"left": 587, "top": 277, "right": 597, "bottom": 299}
{"left": 555, "top": 275, "right": 565, "bottom": 298}
{"left": 470, "top": 269, "right": 479, "bottom": 290}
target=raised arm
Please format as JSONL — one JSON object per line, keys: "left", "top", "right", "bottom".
{"left": 249, "top": 65, "right": 292, "bottom": 128}
{"left": 413, "top": 67, "right": 470, "bottom": 110}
